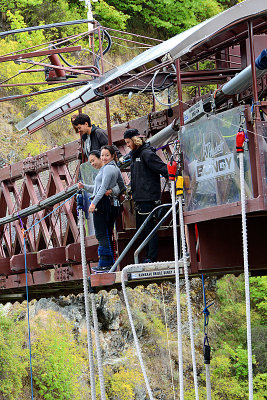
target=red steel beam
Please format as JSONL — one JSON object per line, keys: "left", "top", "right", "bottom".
{"left": 176, "top": 58, "right": 184, "bottom": 126}
{"left": 1, "top": 182, "right": 32, "bottom": 253}
{"left": 0, "top": 258, "right": 12, "bottom": 276}
{"left": 10, "top": 253, "right": 39, "bottom": 273}
{"left": 66, "top": 238, "right": 98, "bottom": 262}
{"left": 18, "top": 58, "right": 99, "bottom": 77}
{"left": 50, "top": 165, "right": 79, "bottom": 243}
{"left": 35, "top": 173, "right": 62, "bottom": 249}
{"left": 0, "top": 46, "right": 82, "bottom": 63}
{"left": 24, "top": 174, "right": 52, "bottom": 248}
{"left": 37, "top": 247, "right": 67, "bottom": 265}
{"left": 0, "top": 79, "right": 88, "bottom": 88}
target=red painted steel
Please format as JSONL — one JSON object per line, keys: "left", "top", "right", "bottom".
{"left": 0, "top": 46, "right": 82, "bottom": 63}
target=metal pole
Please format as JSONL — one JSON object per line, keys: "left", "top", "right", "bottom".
{"left": 97, "top": 25, "right": 113, "bottom": 145}
{"left": 109, "top": 204, "right": 172, "bottom": 272}
{"left": 171, "top": 180, "right": 184, "bottom": 400}
{"left": 121, "top": 266, "right": 154, "bottom": 400}
{"left": 81, "top": 0, "right": 94, "bottom": 47}
{"left": 0, "top": 185, "right": 78, "bottom": 226}
{"left": 134, "top": 204, "right": 178, "bottom": 264}
{"left": 175, "top": 58, "right": 184, "bottom": 126}
{"left": 247, "top": 21, "right": 259, "bottom": 120}
{"left": 105, "top": 97, "right": 112, "bottom": 145}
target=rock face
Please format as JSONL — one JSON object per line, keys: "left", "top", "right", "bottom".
{"left": 13, "top": 278, "right": 217, "bottom": 399}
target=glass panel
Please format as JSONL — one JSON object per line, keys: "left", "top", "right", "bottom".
{"left": 181, "top": 106, "right": 253, "bottom": 211}
{"left": 79, "top": 161, "right": 98, "bottom": 185}
{"left": 79, "top": 162, "right": 98, "bottom": 236}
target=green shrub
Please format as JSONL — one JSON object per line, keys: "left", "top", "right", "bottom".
{"left": 0, "top": 311, "right": 28, "bottom": 399}
{"left": 31, "top": 310, "right": 90, "bottom": 400}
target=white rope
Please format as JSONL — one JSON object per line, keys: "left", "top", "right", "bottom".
{"left": 239, "top": 152, "right": 253, "bottom": 399}
{"left": 161, "top": 284, "right": 176, "bottom": 400}
{"left": 178, "top": 195, "right": 199, "bottom": 400}
{"left": 205, "top": 364, "right": 212, "bottom": 400}
{"left": 121, "top": 267, "right": 154, "bottom": 400}
{"left": 171, "top": 180, "right": 184, "bottom": 399}
{"left": 78, "top": 208, "right": 96, "bottom": 400}
{"left": 90, "top": 292, "right": 106, "bottom": 400}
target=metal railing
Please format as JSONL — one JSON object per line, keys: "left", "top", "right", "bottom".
{"left": 109, "top": 202, "right": 179, "bottom": 272}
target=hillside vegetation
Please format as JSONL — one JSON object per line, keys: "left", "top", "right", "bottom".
{"left": 0, "top": 275, "right": 266, "bottom": 399}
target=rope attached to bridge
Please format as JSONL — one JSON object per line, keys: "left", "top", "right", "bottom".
{"left": 77, "top": 191, "right": 106, "bottom": 400}
{"left": 77, "top": 193, "right": 97, "bottom": 400}
{"left": 170, "top": 177, "right": 184, "bottom": 399}
{"left": 175, "top": 138, "right": 199, "bottom": 400}
{"left": 22, "top": 234, "right": 34, "bottom": 400}
{"left": 236, "top": 124, "right": 254, "bottom": 399}
{"left": 121, "top": 265, "right": 154, "bottom": 400}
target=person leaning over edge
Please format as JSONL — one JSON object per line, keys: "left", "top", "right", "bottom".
{"left": 72, "top": 113, "right": 122, "bottom": 160}
{"left": 124, "top": 128, "right": 169, "bottom": 263}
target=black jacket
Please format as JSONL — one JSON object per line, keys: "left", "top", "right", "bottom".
{"left": 82, "top": 125, "right": 108, "bottom": 154}
{"left": 82, "top": 125, "right": 122, "bottom": 158}
{"left": 130, "top": 143, "right": 168, "bottom": 202}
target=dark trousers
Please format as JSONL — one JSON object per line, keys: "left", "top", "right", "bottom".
{"left": 93, "top": 210, "right": 113, "bottom": 250}
{"left": 136, "top": 201, "right": 158, "bottom": 262}
{"left": 93, "top": 196, "right": 121, "bottom": 253}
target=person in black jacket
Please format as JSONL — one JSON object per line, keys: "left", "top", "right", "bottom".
{"left": 73, "top": 114, "right": 108, "bottom": 158}
{"left": 124, "top": 128, "right": 169, "bottom": 262}
{"left": 73, "top": 113, "right": 122, "bottom": 160}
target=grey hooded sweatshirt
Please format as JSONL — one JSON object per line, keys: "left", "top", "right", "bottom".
{"left": 83, "top": 160, "right": 125, "bottom": 206}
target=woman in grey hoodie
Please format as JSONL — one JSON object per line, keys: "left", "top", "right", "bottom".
{"left": 82, "top": 145, "right": 125, "bottom": 273}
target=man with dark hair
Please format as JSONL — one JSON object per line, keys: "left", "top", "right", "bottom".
{"left": 124, "top": 128, "right": 169, "bottom": 263}
{"left": 73, "top": 113, "right": 122, "bottom": 160}
{"left": 73, "top": 113, "right": 108, "bottom": 158}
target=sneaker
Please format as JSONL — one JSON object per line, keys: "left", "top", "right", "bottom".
{"left": 91, "top": 265, "right": 111, "bottom": 274}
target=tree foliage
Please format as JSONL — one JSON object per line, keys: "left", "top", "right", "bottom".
{"left": 0, "top": 0, "right": 225, "bottom": 40}
{"left": 93, "top": 0, "right": 222, "bottom": 38}
{"left": 0, "top": 311, "right": 28, "bottom": 399}
{"left": 31, "top": 310, "right": 89, "bottom": 400}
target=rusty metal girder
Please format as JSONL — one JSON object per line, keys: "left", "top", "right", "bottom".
{"left": 0, "top": 153, "right": 80, "bottom": 258}
{"left": 0, "top": 46, "right": 82, "bottom": 63}
{"left": 0, "top": 141, "right": 80, "bottom": 181}
{"left": 55, "top": 266, "right": 73, "bottom": 282}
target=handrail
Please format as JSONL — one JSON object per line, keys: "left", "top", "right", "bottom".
{"left": 134, "top": 201, "right": 179, "bottom": 263}
{"left": 109, "top": 202, "right": 177, "bottom": 273}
